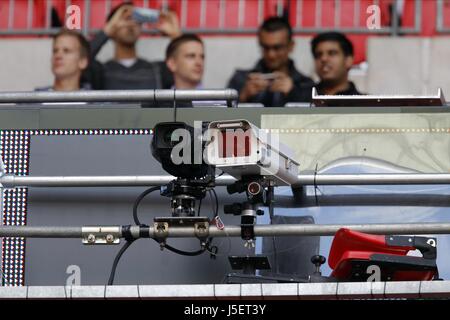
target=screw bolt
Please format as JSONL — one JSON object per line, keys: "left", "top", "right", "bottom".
{"left": 87, "top": 234, "right": 96, "bottom": 243}
{"left": 106, "top": 234, "right": 114, "bottom": 243}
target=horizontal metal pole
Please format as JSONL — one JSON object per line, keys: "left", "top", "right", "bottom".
{"left": 165, "top": 223, "right": 450, "bottom": 238}
{"left": 277, "top": 193, "right": 450, "bottom": 208}
{"left": 0, "top": 175, "right": 236, "bottom": 187}
{"left": 0, "top": 27, "right": 420, "bottom": 36}
{"left": 3, "top": 173, "right": 450, "bottom": 188}
{"left": 435, "top": 26, "right": 450, "bottom": 34}
{"left": 0, "top": 223, "right": 449, "bottom": 238}
{"left": 0, "top": 226, "right": 81, "bottom": 238}
{"left": 297, "top": 173, "right": 450, "bottom": 185}
{"left": 0, "top": 28, "right": 61, "bottom": 35}
{"left": 0, "top": 89, "right": 238, "bottom": 104}
{"left": 168, "top": 27, "right": 420, "bottom": 35}
{"left": 141, "top": 27, "right": 403, "bottom": 35}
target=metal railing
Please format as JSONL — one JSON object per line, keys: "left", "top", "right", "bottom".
{"left": 0, "top": 89, "right": 238, "bottom": 107}
{"left": 3, "top": 173, "right": 450, "bottom": 188}
{"left": 1, "top": 90, "right": 449, "bottom": 280}
{"left": 0, "top": 0, "right": 423, "bottom": 36}
{"left": 0, "top": 223, "right": 449, "bottom": 239}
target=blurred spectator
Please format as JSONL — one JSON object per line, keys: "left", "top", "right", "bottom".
{"left": 88, "top": 2, "right": 181, "bottom": 90}
{"left": 36, "top": 29, "right": 90, "bottom": 91}
{"left": 227, "top": 17, "right": 314, "bottom": 107}
{"left": 165, "top": 34, "right": 204, "bottom": 89}
{"left": 311, "top": 32, "right": 363, "bottom": 95}
{"left": 147, "top": 34, "right": 209, "bottom": 107}
{"left": 150, "top": 34, "right": 225, "bottom": 108}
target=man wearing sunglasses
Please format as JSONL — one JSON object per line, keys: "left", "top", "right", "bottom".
{"left": 227, "top": 16, "right": 314, "bottom": 107}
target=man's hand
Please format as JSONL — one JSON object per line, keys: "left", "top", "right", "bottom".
{"left": 269, "top": 72, "right": 294, "bottom": 95}
{"left": 103, "top": 4, "right": 133, "bottom": 37}
{"left": 239, "top": 73, "right": 269, "bottom": 102}
{"left": 157, "top": 11, "right": 181, "bottom": 39}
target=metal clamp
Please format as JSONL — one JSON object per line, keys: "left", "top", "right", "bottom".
{"left": 82, "top": 226, "right": 121, "bottom": 245}
{"left": 194, "top": 221, "right": 210, "bottom": 239}
{"left": 153, "top": 222, "right": 169, "bottom": 240}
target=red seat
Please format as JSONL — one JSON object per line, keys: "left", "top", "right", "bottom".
{"left": 0, "top": 0, "right": 47, "bottom": 30}
{"left": 329, "top": 228, "right": 438, "bottom": 281}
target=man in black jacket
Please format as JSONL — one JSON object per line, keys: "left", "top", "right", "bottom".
{"left": 227, "top": 17, "right": 314, "bottom": 107}
{"left": 311, "top": 32, "right": 363, "bottom": 96}
{"left": 86, "top": 2, "right": 180, "bottom": 90}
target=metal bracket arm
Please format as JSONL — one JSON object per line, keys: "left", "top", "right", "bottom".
{"left": 82, "top": 226, "right": 121, "bottom": 245}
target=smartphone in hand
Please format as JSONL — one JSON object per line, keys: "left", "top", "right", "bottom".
{"left": 260, "top": 73, "right": 277, "bottom": 81}
{"left": 132, "top": 7, "right": 160, "bottom": 23}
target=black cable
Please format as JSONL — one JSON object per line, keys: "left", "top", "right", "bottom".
{"left": 313, "top": 163, "right": 322, "bottom": 206}
{"left": 204, "top": 239, "right": 218, "bottom": 260}
{"left": 268, "top": 186, "right": 274, "bottom": 220}
{"left": 149, "top": 190, "right": 214, "bottom": 257}
{"left": 211, "top": 188, "right": 219, "bottom": 217}
{"left": 197, "top": 198, "right": 202, "bottom": 217}
{"left": 133, "top": 186, "right": 160, "bottom": 225}
{"left": 215, "top": 171, "right": 224, "bottom": 179}
{"left": 173, "top": 88, "right": 177, "bottom": 122}
{"left": 108, "top": 238, "right": 205, "bottom": 286}
{"left": 157, "top": 240, "right": 206, "bottom": 256}
{"left": 108, "top": 240, "right": 135, "bottom": 285}
{"left": 268, "top": 186, "right": 278, "bottom": 274}
{"left": 271, "top": 235, "right": 278, "bottom": 274}
{"left": 207, "top": 189, "right": 221, "bottom": 258}
{"left": 134, "top": 186, "right": 207, "bottom": 256}
{"left": 108, "top": 186, "right": 159, "bottom": 285}
{"left": 108, "top": 184, "right": 208, "bottom": 285}
{"left": 208, "top": 191, "right": 214, "bottom": 216}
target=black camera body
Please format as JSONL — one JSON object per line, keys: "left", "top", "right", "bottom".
{"left": 151, "top": 122, "right": 210, "bottom": 179}
{"left": 151, "top": 121, "right": 215, "bottom": 217}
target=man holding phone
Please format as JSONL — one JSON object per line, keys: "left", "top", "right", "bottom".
{"left": 86, "top": 2, "right": 181, "bottom": 90}
{"left": 227, "top": 17, "right": 314, "bottom": 107}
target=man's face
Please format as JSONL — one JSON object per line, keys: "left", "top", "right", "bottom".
{"left": 112, "top": 5, "right": 141, "bottom": 46}
{"left": 314, "top": 40, "right": 353, "bottom": 83}
{"left": 167, "top": 41, "right": 204, "bottom": 86}
{"left": 258, "top": 29, "right": 293, "bottom": 71}
{"left": 51, "top": 35, "right": 87, "bottom": 80}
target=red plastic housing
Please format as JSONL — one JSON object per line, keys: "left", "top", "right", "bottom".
{"left": 328, "top": 228, "right": 436, "bottom": 281}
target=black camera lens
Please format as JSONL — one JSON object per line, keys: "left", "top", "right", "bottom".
{"left": 163, "top": 129, "right": 175, "bottom": 146}
{"left": 151, "top": 121, "right": 212, "bottom": 179}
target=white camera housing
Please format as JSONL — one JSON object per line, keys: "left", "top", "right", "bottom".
{"left": 205, "top": 119, "right": 299, "bottom": 186}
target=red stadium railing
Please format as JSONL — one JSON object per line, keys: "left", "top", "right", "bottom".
{"left": 0, "top": 0, "right": 426, "bottom": 35}
{"left": 0, "top": 0, "right": 444, "bottom": 64}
